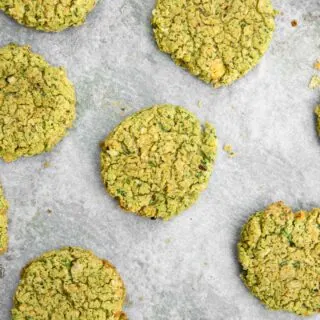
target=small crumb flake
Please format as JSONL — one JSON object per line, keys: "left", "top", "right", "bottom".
{"left": 7, "top": 76, "right": 16, "bottom": 84}
{"left": 314, "top": 60, "right": 320, "bottom": 71}
{"left": 291, "top": 20, "right": 298, "bottom": 27}
{"left": 309, "top": 75, "right": 320, "bottom": 89}
{"left": 223, "top": 144, "right": 236, "bottom": 158}
{"left": 43, "top": 161, "right": 50, "bottom": 168}
{"left": 110, "top": 100, "right": 131, "bottom": 116}
{"left": 197, "top": 100, "right": 203, "bottom": 108}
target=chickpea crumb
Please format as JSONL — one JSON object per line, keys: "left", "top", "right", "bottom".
{"left": 223, "top": 144, "right": 237, "bottom": 158}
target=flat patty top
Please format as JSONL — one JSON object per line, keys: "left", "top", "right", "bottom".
{"left": 152, "top": 0, "right": 276, "bottom": 87}
{"left": 0, "top": 44, "right": 76, "bottom": 162}
{"left": 238, "top": 201, "right": 320, "bottom": 316}
{"left": 0, "top": 185, "right": 8, "bottom": 255}
{"left": 0, "top": 0, "right": 96, "bottom": 32}
{"left": 101, "top": 104, "right": 217, "bottom": 220}
{"left": 12, "top": 247, "right": 126, "bottom": 320}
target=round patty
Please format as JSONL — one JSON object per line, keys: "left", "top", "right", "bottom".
{"left": 12, "top": 247, "right": 127, "bottom": 320}
{"left": 0, "top": 44, "right": 76, "bottom": 162}
{"left": 152, "top": 0, "right": 276, "bottom": 87}
{"left": 0, "top": 0, "right": 96, "bottom": 32}
{"left": 238, "top": 201, "right": 320, "bottom": 316}
{"left": 0, "top": 184, "right": 8, "bottom": 255}
{"left": 101, "top": 104, "right": 218, "bottom": 220}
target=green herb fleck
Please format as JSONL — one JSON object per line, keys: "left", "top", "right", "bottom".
{"left": 281, "top": 229, "right": 294, "bottom": 246}
{"left": 158, "top": 122, "right": 169, "bottom": 131}
{"left": 62, "top": 260, "right": 72, "bottom": 268}
{"left": 279, "top": 261, "right": 288, "bottom": 267}
{"left": 148, "top": 161, "right": 156, "bottom": 167}
{"left": 116, "top": 189, "right": 127, "bottom": 197}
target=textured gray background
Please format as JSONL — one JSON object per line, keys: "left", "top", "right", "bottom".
{"left": 0, "top": 0, "right": 320, "bottom": 319}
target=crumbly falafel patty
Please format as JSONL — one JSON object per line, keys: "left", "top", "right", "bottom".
{"left": 12, "top": 247, "right": 127, "bottom": 320}
{"left": 0, "top": 44, "right": 76, "bottom": 162}
{"left": 238, "top": 201, "right": 320, "bottom": 316}
{"left": 0, "top": 0, "right": 96, "bottom": 32}
{"left": 101, "top": 104, "right": 218, "bottom": 220}
{"left": 0, "top": 184, "right": 9, "bottom": 255}
{"left": 152, "top": 0, "right": 276, "bottom": 87}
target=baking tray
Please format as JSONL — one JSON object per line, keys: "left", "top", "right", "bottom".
{"left": 1, "top": 0, "right": 320, "bottom": 319}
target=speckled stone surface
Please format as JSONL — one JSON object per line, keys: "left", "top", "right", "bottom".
{"left": 0, "top": 1, "right": 320, "bottom": 319}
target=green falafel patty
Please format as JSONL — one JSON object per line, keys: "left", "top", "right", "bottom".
{"left": 238, "top": 201, "right": 320, "bottom": 316}
{"left": 12, "top": 247, "right": 127, "bottom": 319}
{"left": 0, "top": 184, "right": 9, "bottom": 255}
{"left": 0, "top": 0, "right": 96, "bottom": 32}
{"left": 0, "top": 44, "right": 76, "bottom": 162}
{"left": 152, "top": 0, "right": 277, "bottom": 87}
{"left": 101, "top": 104, "right": 218, "bottom": 220}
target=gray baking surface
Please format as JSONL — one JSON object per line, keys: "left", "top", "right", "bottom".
{"left": 0, "top": 0, "right": 320, "bottom": 319}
